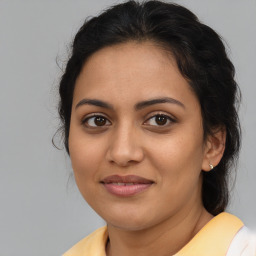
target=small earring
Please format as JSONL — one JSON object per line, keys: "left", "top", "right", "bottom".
{"left": 209, "top": 163, "right": 214, "bottom": 170}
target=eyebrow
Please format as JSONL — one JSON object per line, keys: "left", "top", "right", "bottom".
{"left": 75, "top": 97, "right": 185, "bottom": 110}
{"left": 75, "top": 99, "right": 114, "bottom": 110}
{"left": 134, "top": 97, "right": 185, "bottom": 110}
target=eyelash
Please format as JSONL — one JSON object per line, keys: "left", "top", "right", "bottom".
{"left": 144, "top": 113, "right": 176, "bottom": 127}
{"left": 81, "top": 113, "right": 176, "bottom": 129}
{"left": 81, "top": 114, "right": 111, "bottom": 128}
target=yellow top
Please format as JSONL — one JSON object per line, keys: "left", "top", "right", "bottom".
{"left": 63, "top": 212, "right": 244, "bottom": 256}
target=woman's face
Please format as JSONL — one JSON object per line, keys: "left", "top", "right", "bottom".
{"left": 69, "top": 42, "right": 211, "bottom": 230}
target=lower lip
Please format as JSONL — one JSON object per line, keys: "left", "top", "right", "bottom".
{"left": 103, "top": 183, "right": 152, "bottom": 197}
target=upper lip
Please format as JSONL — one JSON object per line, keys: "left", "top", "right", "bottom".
{"left": 101, "top": 175, "right": 154, "bottom": 184}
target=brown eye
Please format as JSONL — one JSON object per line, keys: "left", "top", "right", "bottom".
{"left": 94, "top": 116, "right": 107, "bottom": 126}
{"left": 155, "top": 115, "right": 168, "bottom": 125}
{"left": 83, "top": 115, "right": 111, "bottom": 127}
{"left": 145, "top": 114, "right": 174, "bottom": 126}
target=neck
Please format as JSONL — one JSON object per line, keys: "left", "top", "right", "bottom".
{"left": 106, "top": 205, "right": 213, "bottom": 256}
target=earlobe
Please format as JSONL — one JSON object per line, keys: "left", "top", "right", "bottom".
{"left": 202, "top": 127, "right": 226, "bottom": 172}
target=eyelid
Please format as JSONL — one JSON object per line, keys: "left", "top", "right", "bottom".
{"left": 80, "top": 111, "right": 176, "bottom": 127}
{"left": 81, "top": 113, "right": 112, "bottom": 127}
{"left": 143, "top": 112, "right": 176, "bottom": 126}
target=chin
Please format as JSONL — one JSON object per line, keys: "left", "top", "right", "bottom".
{"left": 102, "top": 209, "right": 160, "bottom": 231}
{"left": 107, "top": 219, "right": 153, "bottom": 231}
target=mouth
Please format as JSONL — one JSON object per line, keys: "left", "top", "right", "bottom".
{"left": 101, "top": 175, "right": 154, "bottom": 197}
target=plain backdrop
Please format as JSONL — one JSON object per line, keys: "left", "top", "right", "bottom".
{"left": 0, "top": 0, "right": 255, "bottom": 255}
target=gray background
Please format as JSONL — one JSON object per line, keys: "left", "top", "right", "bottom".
{"left": 0, "top": 0, "right": 255, "bottom": 255}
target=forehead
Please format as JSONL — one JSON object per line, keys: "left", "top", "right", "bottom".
{"left": 77, "top": 41, "right": 176, "bottom": 85}
{"left": 73, "top": 41, "right": 198, "bottom": 110}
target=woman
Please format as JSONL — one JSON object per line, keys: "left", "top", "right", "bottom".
{"left": 58, "top": 1, "right": 255, "bottom": 255}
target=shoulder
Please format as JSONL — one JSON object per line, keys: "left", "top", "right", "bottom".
{"left": 227, "top": 226, "right": 256, "bottom": 256}
{"left": 62, "top": 226, "right": 108, "bottom": 256}
{"left": 174, "top": 212, "right": 254, "bottom": 256}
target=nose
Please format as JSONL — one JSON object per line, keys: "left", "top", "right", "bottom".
{"left": 106, "top": 124, "right": 144, "bottom": 167}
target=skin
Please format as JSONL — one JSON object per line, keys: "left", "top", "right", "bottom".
{"left": 69, "top": 41, "right": 226, "bottom": 256}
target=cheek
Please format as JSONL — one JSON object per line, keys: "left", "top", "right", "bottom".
{"left": 148, "top": 128, "right": 205, "bottom": 186}
{"left": 147, "top": 134, "right": 204, "bottom": 211}
{"left": 151, "top": 134, "right": 203, "bottom": 165}
{"left": 68, "top": 128, "right": 105, "bottom": 188}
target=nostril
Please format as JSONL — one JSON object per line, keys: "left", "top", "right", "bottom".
{"left": 106, "top": 148, "right": 144, "bottom": 167}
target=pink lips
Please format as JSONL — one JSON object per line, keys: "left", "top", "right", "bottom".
{"left": 101, "top": 175, "right": 154, "bottom": 197}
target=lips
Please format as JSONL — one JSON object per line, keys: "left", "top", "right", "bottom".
{"left": 101, "top": 175, "right": 154, "bottom": 197}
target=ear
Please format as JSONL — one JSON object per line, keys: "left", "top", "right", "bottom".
{"left": 201, "top": 127, "right": 226, "bottom": 172}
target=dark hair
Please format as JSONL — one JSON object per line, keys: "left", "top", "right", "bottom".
{"left": 57, "top": 0, "right": 241, "bottom": 216}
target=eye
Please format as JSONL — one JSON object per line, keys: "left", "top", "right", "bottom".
{"left": 82, "top": 115, "right": 111, "bottom": 128}
{"left": 145, "top": 114, "right": 175, "bottom": 126}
